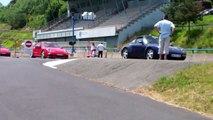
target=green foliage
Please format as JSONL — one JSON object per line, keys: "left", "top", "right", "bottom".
{"left": 6, "top": 10, "right": 26, "bottom": 29}
{"left": 0, "top": 30, "right": 33, "bottom": 48}
{"left": 196, "top": 15, "right": 213, "bottom": 25}
{"left": 151, "top": 63, "right": 213, "bottom": 114}
{"left": 3, "top": 39, "right": 14, "bottom": 48}
{"left": 27, "top": 15, "right": 46, "bottom": 29}
{"left": 45, "top": 1, "right": 62, "bottom": 22}
{"left": 0, "top": 23, "right": 11, "bottom": 30}
{"left": 0, "top": 0, "right": 68, "bottom": 29}
{"left": 162, "top": 0, "right": 203, "bottom": 34}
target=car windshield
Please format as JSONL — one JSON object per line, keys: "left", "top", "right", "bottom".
{"left": 143, "top": 36, "right": 159, "bottom": 44}
{"left": 43, "top": 42, "right": 60, "bottom": 48}
{"left": 130, "top": 40, "right": 136, "bottom": 44}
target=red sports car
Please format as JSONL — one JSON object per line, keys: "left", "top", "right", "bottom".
{"left": 31, "top": 41, "right": 69, "bottom": 59}
{"left": 0, "top": 46, "right": 11, "bottom": 57}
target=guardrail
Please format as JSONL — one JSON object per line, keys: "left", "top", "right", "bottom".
{"left": 185, "top": 48, "right": 213, "bottom": 54}
{"left": 73, "top": 48, "right": 213, "bottom": 54}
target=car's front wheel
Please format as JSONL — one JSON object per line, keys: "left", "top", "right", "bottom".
{"left": 31, "top": 52, "right": 35, "bottom": 58}
{"left": 146, "top": 48, "right": 154, "bottom": 60}
{"left": 122, "top": 48, "right": 129, "bottom": 59}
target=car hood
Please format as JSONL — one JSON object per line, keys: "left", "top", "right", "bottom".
{"left": 169, "top": 46, "right": 186, "bottom": 53}
{"left": 0, "top": 48, "right": 10, "bottom": 53}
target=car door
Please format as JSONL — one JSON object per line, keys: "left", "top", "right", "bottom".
{"left": 133, "top": 37, "right": 146, "bottom": 58}
{"left": 33, "top": 42, "right": 42, "bottom": 57}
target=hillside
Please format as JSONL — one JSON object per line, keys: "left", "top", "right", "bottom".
{"left": 120, "top": 15, "right": 213, "bottom": 49}
{"left": 0, "top": 0, "right": 68, "bottom": 29}
{"left": 172, "top": 16, "right": 213, "bottom": 48}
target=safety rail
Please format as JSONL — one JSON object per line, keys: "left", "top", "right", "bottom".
{"left": 72, "top": 48, "right": 213, "bottom": 54}
{"left": 185, "top": 48, "right": 213, "bottom": 54}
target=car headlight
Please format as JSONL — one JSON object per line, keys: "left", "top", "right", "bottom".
{"left": 180, "top": 48, "right": 185, "bottom": 52}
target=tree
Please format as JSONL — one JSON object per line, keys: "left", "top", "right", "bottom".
{"left": 9, "top": 0, "right": 17, "bottom": 5}
{"left": 163, "top": 0, "right": 202, "bottom": 25}
{"left": 4, "top": 9, "right": 27, "bottom": 29}
{"left": 162, "top": 0, "right": 203, "bottom": 39}
{"left": 0, "top": 0, "right": 68, "bottom": 29}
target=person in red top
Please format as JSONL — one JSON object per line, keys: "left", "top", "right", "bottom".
{"left": 90, "top": 42, "right": 96, "bottom": 57}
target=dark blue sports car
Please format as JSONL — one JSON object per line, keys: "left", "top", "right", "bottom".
{"left": 121, "top": 35, "right": 186, "bottom": 60}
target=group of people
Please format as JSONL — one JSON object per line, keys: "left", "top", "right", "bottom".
{"left": 90, "top": 42, "right": 106, "bottom": 58}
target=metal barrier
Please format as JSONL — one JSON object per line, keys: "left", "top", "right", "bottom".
{"left": 185, "top": 48, "right": 213, "bottom": 54}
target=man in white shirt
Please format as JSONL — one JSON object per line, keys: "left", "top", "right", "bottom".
{"left": 96, "top": 43, "right": 106, "bottom": 58}
{"left": 154, "top": 14, "right": 175, "bottom": 60}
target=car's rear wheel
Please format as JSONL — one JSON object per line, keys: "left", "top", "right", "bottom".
{"left": 146, "top": 48, "right": 154, "bottom": 60}
{"left": 41, "top": 50, "right": 46, "bottom": 59}
{"left": 122, "top": 48, "right": 129, "bottom": 59}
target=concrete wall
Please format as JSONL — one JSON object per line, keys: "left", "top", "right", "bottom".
{"left": 79, "top": 36, "right": 118, "bottom": 47}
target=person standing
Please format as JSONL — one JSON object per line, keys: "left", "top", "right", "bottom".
{"left": 154, "top": 14, "right": 175, "bottom": 60}
{"left": 90, "top": 42, "right": 96, "bottom": 57}
{"left": 96, "top": 43, "right": 106, "bottom": 58}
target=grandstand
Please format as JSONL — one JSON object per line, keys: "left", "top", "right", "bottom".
{"left": 34, "top": 0, "right": 169, "bottom": 47}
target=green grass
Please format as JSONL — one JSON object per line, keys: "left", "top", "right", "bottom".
{"left": 164, "top": 16, "right": 213, "bottom": 48}
{"left": 0, "top": 23, "right": 11, "bottom": 30}
{"left": 149, "top": 63, "right": 213, "bottom": 114}
{"left": 172, "top": 26, "right": 213, "bottom": 48}
{"left": 197, "top": 16, "right": 213, "bottom": 25}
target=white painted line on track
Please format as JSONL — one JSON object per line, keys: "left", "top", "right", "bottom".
{"left": 43, "top": 59, "right": 78, "bottom": 69}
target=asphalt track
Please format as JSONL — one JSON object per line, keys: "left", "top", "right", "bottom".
{"left": 0, "top": 57, "right": 212, "bottom": 120}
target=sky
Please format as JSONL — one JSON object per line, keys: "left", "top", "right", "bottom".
{"left": 0, "top": 0, "right": 11, "bottom": 6}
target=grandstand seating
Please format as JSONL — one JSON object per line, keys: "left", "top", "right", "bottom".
{"left": 43, "top": 0, "right": 164, "bottom": 33}
{"left": 35, "top": 0, "right": 167, "bottom": 47}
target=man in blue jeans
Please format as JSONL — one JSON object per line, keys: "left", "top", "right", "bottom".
{"left": 154, "top": 14, "right": 175, "bottom": 60}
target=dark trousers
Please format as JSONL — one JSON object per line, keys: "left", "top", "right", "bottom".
{"left": 98, "top": 51, "right": 103, "bottom": 58}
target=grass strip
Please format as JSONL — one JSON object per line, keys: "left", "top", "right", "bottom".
{"left": 135, "top": 63, "right": 213, "bottom": 115}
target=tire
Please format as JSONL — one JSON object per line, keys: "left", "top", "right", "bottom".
{"left": 180, "top": 57, "right": 186, "bottom": 61}
{"left": 31, "top": 52, "right": 35, "bottom": 58}
{"left": 122, "top": 48, "right": 129, "bottom": 59}
{"left": 41, "top": 50, "right": 46, "bottom": 59}
{"left": 146, "top": 48, "right": 154, "bottom": 60}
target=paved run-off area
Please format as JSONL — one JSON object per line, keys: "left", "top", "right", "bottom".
{"left": 56, "top": 58, "right": 206, "bottom": 90}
